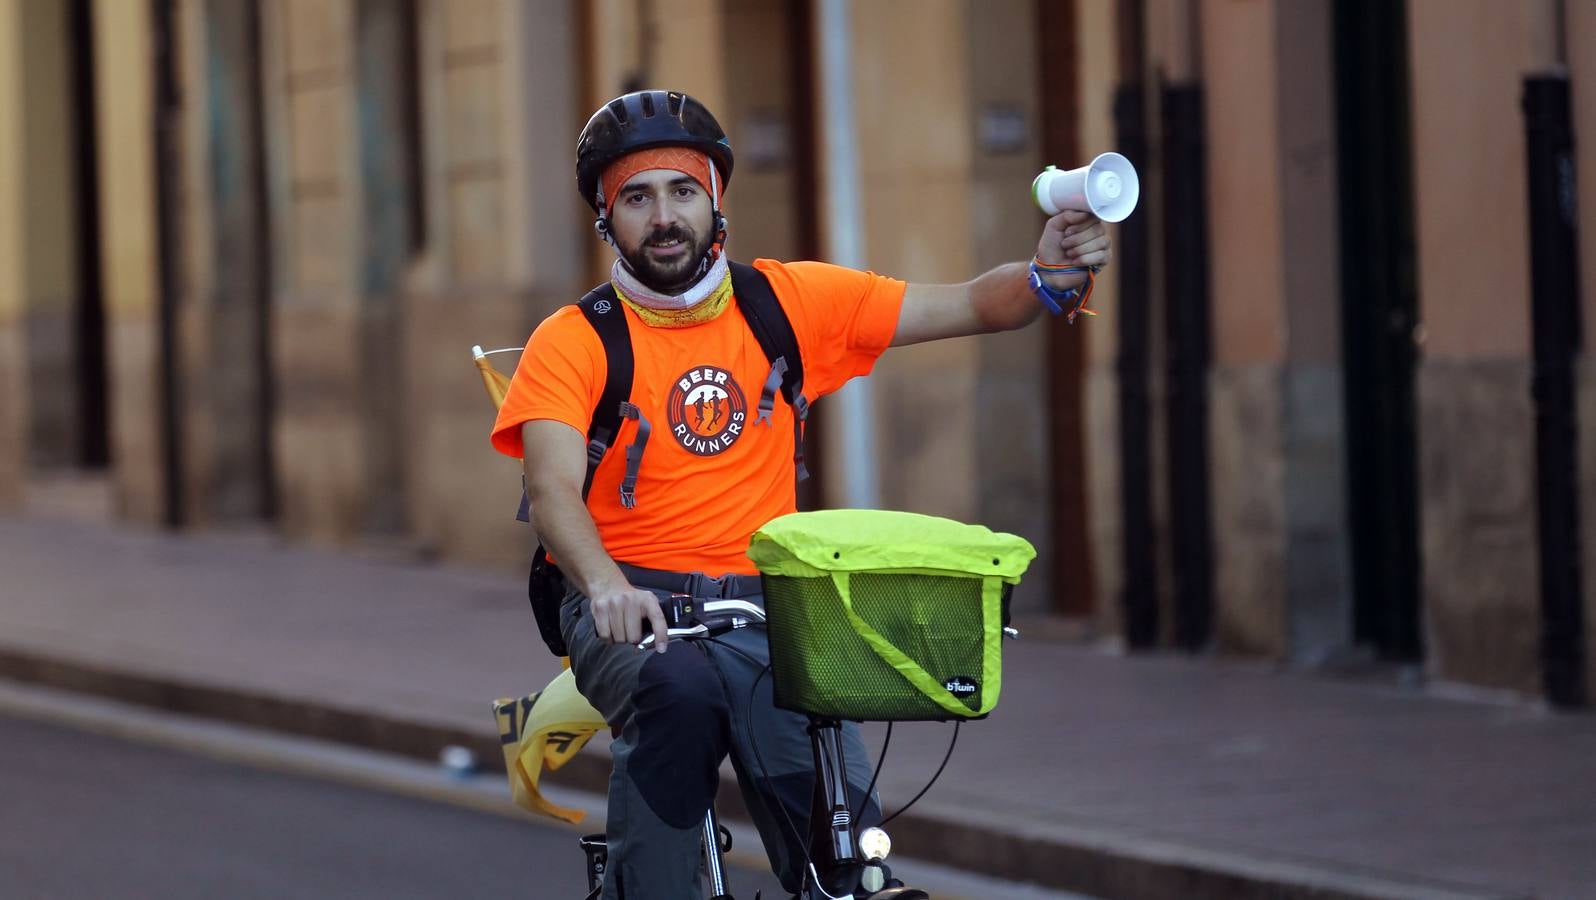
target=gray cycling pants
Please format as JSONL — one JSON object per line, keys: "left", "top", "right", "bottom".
{"left": 560, "top": 586, "right": 881, "bottom": 900}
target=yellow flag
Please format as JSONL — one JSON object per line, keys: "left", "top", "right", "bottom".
{"left": 493, "top": 667, "right": 608, "bottom": 824}
{"left": 475, "top": 354, "right": 513, "bottom": 410}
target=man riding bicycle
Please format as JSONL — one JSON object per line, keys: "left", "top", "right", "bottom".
{"left": 489, "top": 90, "right": 1111, "bottom": 899}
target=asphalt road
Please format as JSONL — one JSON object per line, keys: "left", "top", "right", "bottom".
{"left": 0, "top": 678, "right": 1091, "bottom": 900}
{"left": 0, "top": 710, "right": 789, "bottom": 899}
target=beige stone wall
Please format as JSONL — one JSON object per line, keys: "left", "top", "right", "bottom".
{"left": 1209, "top": 365, "right": 1287, "bottom": 653}
{"left": 1408, "top": 0, "right": 1543, "bottom": 694}
{"left": 0, "top": 0, "right": 26, "bottom": 507}
{"left": 266, "top": 0, "right": 365, "bottom": 543}
{"left": 827, "top": 3, "right": 962, "bottom": 533}
{"left": 1076, "top": 0, "right": 1124, "bottom": 633}
{"left": 1416, "top": 361, "right": 1541, "bottom": 695}
{"left": 15, "top": 0, "right": 79, "bottom": 470}
{"left": 1202, "top": 0, "right": 1287, "bottom": 655}
{"left": 93, "top": 0, "right": 167, "bottom": 524}
{"left": 1200, "top": 0, "right": 1349, "bottom": 659}
{"left": 0, "top": 0, "right": 83, "bottom": 504}
{"left": 398, "top": 0, "right": 586, "bottom": 569}
{"left": 718, "top": 0, "right": 802, "bottom": 264}
{"left": 965, "top": 0, "right": 1052, "bottom": 608}
{"left": 175, "top": 0, "right": 274, "bottom": 526}
{"left": 849, "top": 0, "right": 977, "bottom": 529}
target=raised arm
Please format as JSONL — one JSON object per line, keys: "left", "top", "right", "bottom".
{"left": 521, "top": 419, "right": 667, "bottom": 650}
{"left": 891, "top": 209, "right": 1111, "bottom": 347}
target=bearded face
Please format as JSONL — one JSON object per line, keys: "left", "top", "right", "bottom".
{"left": 608, "top": 169, "right": 717, "bottom": 295}
{"left": 615, "top": 219, "right": 714, "bottom": 295}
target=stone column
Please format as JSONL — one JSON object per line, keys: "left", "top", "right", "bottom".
{"left": 966, "top": 0, "right": 1053, "bottom": 611}
{"left": 1077, "top": 0, "right": 1127, "bottom": 634}
{"left": 93, "top": 0, "right": 169, "bottom": 524}
{"left": 1202, "top": 0, "right": 1351, "bottom": 660}
{"left": 0, "top": 0, "right": 25, "bottom": 508}
{"left": 0, "top": 0, "right": 84, "bottom": 505}
{"left": 260, "top": 0, "right": 367, "bottom": 543}
{"left": 173, "top": 0, "right": 274, "bottom": 526}
{"left": 1408, "top": 0, "right": 1543, "bottom": 695}
{"left": 392, "top": 0, "right": 588, "bottom": 568}
{"left": 847, "top": 0, "right": 977, "bottom": 531}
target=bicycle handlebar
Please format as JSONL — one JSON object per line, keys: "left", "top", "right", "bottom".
{"left": 634, "top": 595, "right": 1021, "bottom": 649}
{"left": 636, "top": 596, "right": 767, "bottom": 650}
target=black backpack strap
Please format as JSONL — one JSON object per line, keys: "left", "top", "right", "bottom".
{"left": 576, "top": 283, "right": 633, "bottom": 499}
{"left": 515, "top": 283, "right": 632, "bottom": 522}
{"left": 522, "top": 282, "right": 634, "bottom": 658}
{"left": 729, "top": 261, "right": 810, "bottom": 482}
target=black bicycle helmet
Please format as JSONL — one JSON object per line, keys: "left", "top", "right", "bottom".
{"left": 575, "top": 90, "right": 734, "bottom": 213}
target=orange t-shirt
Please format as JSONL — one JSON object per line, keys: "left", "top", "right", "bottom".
{"left": 491, "top": 258, "right": 906, "bottom": 576}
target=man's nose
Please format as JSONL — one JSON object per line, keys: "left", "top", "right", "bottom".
{"left": 648, "top": 195, "right": 677, "bottom": 227}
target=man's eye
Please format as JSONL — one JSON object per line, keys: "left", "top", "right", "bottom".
{"left": 625, "top": 194, "right": 647, "bottom": 205}
{"left": 675, "top": 187, "right": 695, "bottom": 198}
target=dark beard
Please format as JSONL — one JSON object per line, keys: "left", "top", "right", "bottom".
{"left": 617, "top": 224, "right": 713, "bottom": 295}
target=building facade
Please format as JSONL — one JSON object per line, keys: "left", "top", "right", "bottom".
{"left": 0, "top": 0, "right": 1592, "bottom": 706}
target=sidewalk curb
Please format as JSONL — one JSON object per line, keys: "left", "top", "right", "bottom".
{"left": 0, "top": 645, "right": 1527, "bottom": 900}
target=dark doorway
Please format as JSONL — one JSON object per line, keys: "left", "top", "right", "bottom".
{"left": 67, "top": 0, "right": 108, "bottom": 470}
{"left": 243, "top": 0, "right": 278, "bottom": 520}
{"left": 152, "top": 0, "right": 185, "bottom": 528}
{"left": 1333, "top": 0, "right": 1422, "bottom": 660}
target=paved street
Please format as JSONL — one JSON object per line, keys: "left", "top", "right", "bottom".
{"left": 3, "top": 513, "right": 1594, "bottom": 898}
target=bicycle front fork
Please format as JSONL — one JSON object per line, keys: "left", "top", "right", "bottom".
{"left": 582, "top": 810, "right": 734, "bottom": 900}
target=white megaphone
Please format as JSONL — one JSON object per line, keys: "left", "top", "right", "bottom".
{"left": 1031, "top": 152, "right": 1140, "bottom": 222}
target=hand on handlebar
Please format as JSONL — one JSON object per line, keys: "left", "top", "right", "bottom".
{"left": 589, "top": 584, "right": 668, "bottom": 653}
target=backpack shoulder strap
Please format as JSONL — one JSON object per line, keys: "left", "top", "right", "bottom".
{"left": 729, "top": 261, "right": 810, "bottom": 481}
{"left": 729, "top": 261, "right": 803, "bottom": 404}
{"left": 576, "top": 283, "right": 632, "bottom": 500}
{"left": 516, "top": 283, "right": 630, "bottom": 522}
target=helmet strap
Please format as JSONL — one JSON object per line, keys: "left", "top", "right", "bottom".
{"left": 709, "top": 164, "right": 728, "bottom": 250}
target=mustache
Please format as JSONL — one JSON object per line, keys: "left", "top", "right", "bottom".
{"left": 644, "top": 225, "right": 694, "bottom": 246}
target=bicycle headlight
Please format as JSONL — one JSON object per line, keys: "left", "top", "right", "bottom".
{"left": 858, "top": 826, "right": 892, "bottom": 862}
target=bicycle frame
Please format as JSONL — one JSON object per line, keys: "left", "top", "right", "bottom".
{"left": 579, "top": 596, "right": 926, "bottom": 900}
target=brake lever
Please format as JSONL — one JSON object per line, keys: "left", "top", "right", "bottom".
{"left": 638, "top": 624, "right": 708, "bottom": 650}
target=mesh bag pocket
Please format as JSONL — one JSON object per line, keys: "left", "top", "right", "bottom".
{"left": 763, "top": 572, "right": 993, "bottom": 721}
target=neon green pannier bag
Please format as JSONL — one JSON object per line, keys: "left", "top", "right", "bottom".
{"left": 748, "top": 509, "right": 1035, "bottom": 721}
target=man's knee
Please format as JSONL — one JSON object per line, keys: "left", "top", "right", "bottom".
{"left": 627, "top": 646, "right": 731, "bottom": 828}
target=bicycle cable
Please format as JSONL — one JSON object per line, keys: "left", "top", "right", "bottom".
{"left": 879, "top": 720, "right": 959, "bottom": 826}
{"left": 851, "top": 721, "right": 890, "bottom": 827}
{"left": 704, "top": 636, "right": 817, "bottom": 886}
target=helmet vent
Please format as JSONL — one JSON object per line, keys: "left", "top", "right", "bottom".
{"left": 639, "top": 92, "right": 656, "bottom": 117}
{"left": 608, "top": 98, "right": 629, "bottom": 124}
{"left": 666, "top": 92, "right": 684, "bottom": 116}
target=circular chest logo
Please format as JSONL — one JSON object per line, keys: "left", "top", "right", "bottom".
{"left": 667, "top": 365, "right": 747, "bottom": 456}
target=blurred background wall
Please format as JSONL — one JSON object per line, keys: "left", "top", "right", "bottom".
{"left": 0, "top": 0, "right": 1592, "bottom": 708}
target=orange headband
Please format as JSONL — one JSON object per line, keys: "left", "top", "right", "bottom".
{"left": 599, "top": 147, "right": 718, "bottom": 211}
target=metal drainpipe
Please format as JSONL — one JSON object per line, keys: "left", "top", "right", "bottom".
{"left": 816, "top": 0, "right": 880, "bottom": 510}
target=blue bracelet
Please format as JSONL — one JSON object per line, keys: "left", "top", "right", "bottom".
{"left": 1027, "top": 260, "right": 1082, "bottom": 315}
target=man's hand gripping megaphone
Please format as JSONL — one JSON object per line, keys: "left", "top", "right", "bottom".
{"left": 1031, "top": 209, "right": 1112, "bottom": 323}
{"left": 1027, "top": 152, "right": 1138, "bottom": 323}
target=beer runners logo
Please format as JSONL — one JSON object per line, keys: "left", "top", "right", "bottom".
{"left": 667, "top": 365, "right": 747, "bottom": 456}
